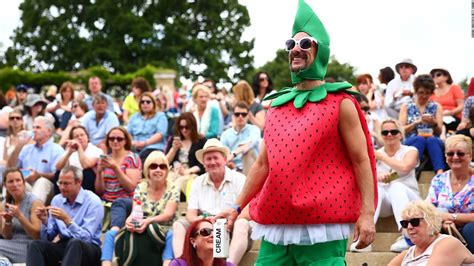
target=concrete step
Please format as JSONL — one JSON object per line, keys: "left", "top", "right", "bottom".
{"left": 376, "top": 216, "right": 399, "bottom": 233}
{"left": 240, "top": 251, "right": 397, "bottom": 266}
{"left": 419, "top": 171, "right": 435, "bottom": 184}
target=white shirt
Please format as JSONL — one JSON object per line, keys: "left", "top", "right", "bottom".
{"left": 384, "top": 75, "right": 415, "bottom": 110}
{"left": 68, "top": 143, "right": 103, "bottom": 170}
{"left": 187, "top": 167, "right": 245, "bottom": 216}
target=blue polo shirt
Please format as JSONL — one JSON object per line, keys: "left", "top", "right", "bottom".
{"left": 82, "top": 110, "right": 119, "bottom": 145}
{"left": 220, "top": 124, "right": 261, "bottom": 169}
{"left": 18, "top": 139, "right": 64, "bottom": 174}
{"left": 41, "top": 188, "right": 104, "bottom": 246}
{"left": 127, "top": 111, "right": 168, "bottom": 151}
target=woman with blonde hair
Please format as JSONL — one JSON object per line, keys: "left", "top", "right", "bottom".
{"left": 232, "top": 80, "right": 265, "bottom": 130}
{"left": 192, "top": 85, "right": 219, "bottom": 139}
{"left": 101, "top": 151, "right": 179, "bottom": 266}
{"left": 388, "top": 200, "right": 474, "bottom": 265}
{"left": 427, "top": 134, "right": 474, "bottom": 253}
{"left": 351, "top": 118, "right": 420, "bottom": 253}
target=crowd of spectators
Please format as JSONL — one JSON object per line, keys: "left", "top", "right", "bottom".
{"left": 0, "top": 59, "right": 471, "bottom": 265}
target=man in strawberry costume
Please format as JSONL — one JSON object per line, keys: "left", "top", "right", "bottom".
{"left": 217, "top": 0, "right": 377, "bottom": 264}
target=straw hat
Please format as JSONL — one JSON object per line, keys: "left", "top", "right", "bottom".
{"left": 395, "top": 58, "right": 417, "bottom": 74}
{"left": 195, "top": 138, "right": 230, "bottom": 164}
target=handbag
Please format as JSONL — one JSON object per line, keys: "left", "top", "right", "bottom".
{"left": 446, "top": 223, "right": 468, "bottom": 246}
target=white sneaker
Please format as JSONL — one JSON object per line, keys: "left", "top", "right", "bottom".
{"left": 350, "top": 241, "right": 372, "bottom": 253}
{"left": 390, "top": 236, "right": 410, "bottom": 253}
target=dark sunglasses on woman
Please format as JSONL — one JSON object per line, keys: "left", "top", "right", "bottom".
{"left": 149, "top": 163, "right": 168, "bottom": 170}
{"left": 194, "top": 228, "right": 213, "bottom": 237}
{"left": 381, "top": 129, "right": 400, "bottom": 136}
{"left": 400, "top": 217, "right": 423, "bottom": 228}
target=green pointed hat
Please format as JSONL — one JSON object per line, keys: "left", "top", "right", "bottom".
{"left": 290, "top": 0, "right": 330, "bottom": 84}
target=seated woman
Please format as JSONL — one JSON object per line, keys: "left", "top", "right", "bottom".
{"left": 430, "top": 68, "right": 464, "bottom": 132}
{"left": 55, "top": 125, "right": 103, "bottom": 192}
{"left": 46, "top": 81, "right": 75, "bottom": 128}
{"left": 23, "top": 94, "right": 55, "bottom": 131}
{"left": 354, "top": 93, "right": 383, "bottom": 149}
{"left": 351, "top": 118, "right": 420, "bottom": 253}
{"left": 2, "top": 110, "right": 31, "bottom": 167}
{"left": 356, "top": 74, "right": 387, "bottom": 121}
{"left": 388, "top": 200, "right": 474, "bottom": 265}
{"left": 95, "top": 127, "right": 141, "bottom": 230}
{"left": 58, "top": 100, "right": 88, "bottom": 143}
{"left": 399, "top": 74, "right": 445, "bottom": 174}
{"left": 101, "top": 151, "right": 179, "bottom": 266}
{"left": 127, "top": 92, "right": 168, "bottom": 163}
{"left": 427, "top": 134, "right": 474, "bottom": 253}
{"left": 171, "top": 219, "right": 234, "bottom": 266}
{"left": 166, "top": 112, "right": 206, "bottom": 196}
{"left": 0, "top": 168, "right": 43, "bottom": 263}
{"left": 192, "top": 85, "right": 220, "bottom": 139}
{"left": 122, "top": 77, "right": 151, "bottom": 124}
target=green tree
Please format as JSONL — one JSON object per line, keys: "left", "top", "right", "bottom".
{"left": 250, "top": 49, "right": 356, "bottom": 90}
{"left": 6, "top": 0, "right": 254, "bottom": 83}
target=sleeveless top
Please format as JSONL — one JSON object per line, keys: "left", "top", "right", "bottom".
{"left": 6, "top": 192, "right": 36, "bottom": 240}
{"left": 249, "top": 93, "right": 377, "bottom": 224}
{"left": 401, "top": 234, "right": 473, "bottom": 266}
{"left": 405, "top": 100, "right": 438, "bottom": 137}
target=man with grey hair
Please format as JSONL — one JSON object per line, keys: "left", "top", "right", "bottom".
{"left": 27, "top": 165, "right": 104, "bottom": 266}
{"left": 84, "top": 76, "right": 114, "bottom": 112}
{"left": 7, "top": 116, "right": 64, "bottom": 203}
{"left": 81, "top": 94, "right": 119, "bottom": 149}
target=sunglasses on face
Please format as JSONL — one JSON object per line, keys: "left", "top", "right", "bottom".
{"left": 234, "top": 112, "right": 248, "bottom": 118}
{"left": 72, "top": 105, "right": 78, "bottom": 109}
{"left": 433, "top": 72, "right": 443, "bottom": 78}
{"left": 194, "top": 228, "right": 213, "bottom": 237}
{"left": 9, "top": 116, "right": 22, "bottom": 121}
{"left": 381, "top": 129, "right": 400, "bottom": 136}
{"left": 179, "top": 125, "right": 190, "bottom": 130}
{"left": 140, "top": 100, "right": 152, "bottom": 105}
{"left": 149, "top": 163, "right": 168, "bottom": 171}
{"left": 400, "top": 217, "right": 424, "bottom": 228}
{"left": 259, "top": 77, "right": 268, "bottom": 82}
{"left": 361, "top": 106, "right": 370, "bottom": 113}
{"left": 108, "top": 136, "right": 125, "bottom": 142}
{"left": 446, "top": 151, "right": 466, "bottom": 157}
{"left": 285, "top": 37, "right": 317, "bottom": 51}
{"left": 399, "top": 64, "right": 412, "bottom": 69}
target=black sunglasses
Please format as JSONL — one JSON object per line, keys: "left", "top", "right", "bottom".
{"left": 140, "top": 100, "right": 152, "bottom": 105}
{"left": 361, "top": 106, "right": 370, "bottom": 112}
{"left": 285, "top": 37, "right": 317, "bottom": 51}
{"left": 234, "top": 112, "right": 248, "bottom": 118}
{"left": 381, "top": 129, "right": 400, "bottom": 136}
{"left": 194, "top": 228, "right": 213, "bottom": 237}
{"left": 400, "top": 217, "right": 424, "bottom": 228}
{"left": 432, "top": 72, "right": 443, "bottom": 78}
{"left": 446, "top": 151, "right": 466, "bottom": 157}
{"left": 149, "top": 163, "right": 168, "bottom": 171}
{"left": 179, "top": 125, "right": 190, "bottom": 130}
{"left": 259, "top": 77, "right": 268, "bottom": 82}
{"left": 9, "top": 116, "right": 22, "bottom": 121}
{"left": 108, "top": 136, "right": 125, "bottom": 142}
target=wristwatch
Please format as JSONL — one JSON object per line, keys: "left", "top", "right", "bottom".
{"left": 452, "top": 213, "right": 458, "bottom": 221}
{"left": 230, "top": 203, "right": 242, "bottom": 215}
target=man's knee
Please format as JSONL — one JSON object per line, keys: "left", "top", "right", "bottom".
{"left": 65, "top": 238, "right": 84, "bottom": 251}
{"left": 28, "top": 239, "right": 46, "bottom": 252}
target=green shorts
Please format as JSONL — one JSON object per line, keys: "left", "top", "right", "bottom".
{"left": 255, "top": 239, "right": 347, "bottom": 266}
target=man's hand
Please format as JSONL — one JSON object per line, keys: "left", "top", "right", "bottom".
{"left": 26, "top": 169, "right": 40, "bottom": 183}
{"left": 212, "top": 209, "right": 239, "bottom": 232}
{"left": 353, "top": 213, "right": 376, "bottom": 249}
{"left": 48, "top": 207, "right": 72, "bottom": 225}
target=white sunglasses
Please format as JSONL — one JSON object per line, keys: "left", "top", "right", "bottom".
{"left": 285, "top": 37, "right": 317, "bottom": 52}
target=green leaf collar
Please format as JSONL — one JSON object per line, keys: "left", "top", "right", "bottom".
{"left": 264, "top": 82, "right": 357, "bottom": 109}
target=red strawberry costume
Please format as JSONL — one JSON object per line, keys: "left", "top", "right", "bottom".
{"left": 249, "top": 92, "right": 377, "bottom": 224}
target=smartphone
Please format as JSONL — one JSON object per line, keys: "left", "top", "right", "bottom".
{"left": 422, "top": 113, "right": 432, "bottom": 119}
{"left": 385, "top": 171, "right": 400, "bottom": 183}
{"left": 99, "top": 154, "right": 108, "bottom": 160}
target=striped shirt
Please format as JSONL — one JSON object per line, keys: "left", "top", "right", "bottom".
{"left": 102, "top": 152, "right": 141, "bottom": 202}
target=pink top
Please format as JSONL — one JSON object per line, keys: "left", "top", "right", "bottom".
{"left": 249, "top": 92, "right": 377, "bottom": 224}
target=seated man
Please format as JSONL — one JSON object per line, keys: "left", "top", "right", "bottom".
{"left": 171, "top": 138, "right": 249, "bottom": 265}
{"left": 220, "top": 101, "right": 261, "bottom": 175}
{"left": 7, "top": 116, "right": 64, "bottom": 203}
{"left": 81, "top": 94, "right": 119, "bottom": 150}
{"left": 26, "top": 165, "right": 104, "bottom": 266}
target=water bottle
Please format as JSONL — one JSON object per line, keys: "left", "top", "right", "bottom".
{"left": 131, "top": 199, "right": 143, "bottom": 228}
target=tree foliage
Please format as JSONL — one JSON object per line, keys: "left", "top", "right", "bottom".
{"left": 249, "top": 49, "right": 357, "bottom": 90}
{"left": 5, "top": 0, "right": 254, "bottom": 83}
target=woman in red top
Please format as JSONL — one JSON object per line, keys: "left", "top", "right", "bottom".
{"left": 429, "top": 68, "right": 464, "bottom": 133}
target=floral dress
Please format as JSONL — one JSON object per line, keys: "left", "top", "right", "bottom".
{"left": 405, "top": 100, "right": 438, "bottom": 137}
{"left": 427, "top": 171, "right": 474, "bottom": 214}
